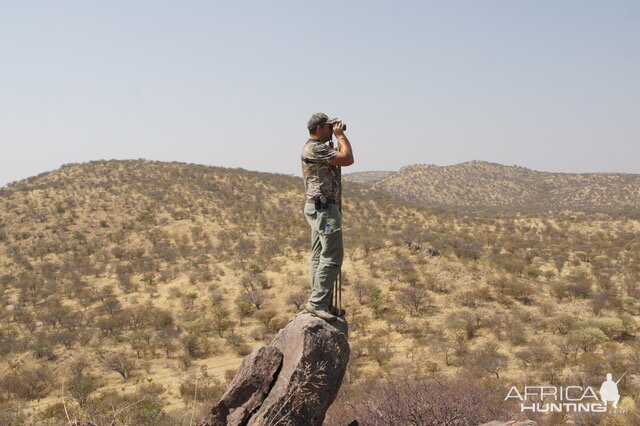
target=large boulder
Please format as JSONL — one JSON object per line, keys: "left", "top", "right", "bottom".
{"left": 201, "top": 346, "right": 283, "bottom": 426}
{"left": 200, "top": 311, "right": 349, "bottom": 426}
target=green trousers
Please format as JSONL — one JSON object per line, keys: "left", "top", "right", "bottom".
{"left": 303, "top": 202, "right": 343, "bottom": 310}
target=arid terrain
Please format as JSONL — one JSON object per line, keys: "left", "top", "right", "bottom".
{"left": 1, "top": 159, "right": 639, "bottom": 425}
{"left": 345, "top": 160, "right": 640, "bottom": 213}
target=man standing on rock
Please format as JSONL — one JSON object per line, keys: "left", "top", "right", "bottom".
{"left": 301, "top": 112, "right": 354, "bottom": 322}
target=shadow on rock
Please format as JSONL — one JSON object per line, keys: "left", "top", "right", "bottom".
{"left": 199, "top": 311, "right": 349, "bottom": 426}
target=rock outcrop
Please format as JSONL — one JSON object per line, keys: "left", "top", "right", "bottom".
{"left": 200, "top": 311, "right": 349, "bottom": 426}
{"left": 205, "top": 346, "right": 283, "bottom": 425}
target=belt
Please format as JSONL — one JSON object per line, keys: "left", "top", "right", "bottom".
{"left": 306, "top": 196, "right": 336, "bottom": 205}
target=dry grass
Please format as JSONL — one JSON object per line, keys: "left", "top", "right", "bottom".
{"left": 0, "top": 159, "right": 639, "bottom": 424}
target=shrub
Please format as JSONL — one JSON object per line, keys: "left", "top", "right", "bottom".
{"left": 566, "top": 278, "right": 593, "bottom": 299}
{"left": 364, "top": 331, "right": 393, "bottom": 366}
{"left": 31, "top": 332, "right": 56, "bottom": 360}
{"left": 81, "top": 390, "right": 167, "bottom": 425}
{"left": 514, "top": 342, "right": 556, "bottom": 369}
{"left": 467, "top": 341, "right": 508, "bottom": 379}
{"left": 287, "top": 291, "right": 307, "bottom": 310}
{"left": 569, "top": 327, "right": 608, "bottom": 353}
{"left": 456, "top": 286, "right": 493, "bottom": 307}
{"left": 589, "top": 317, "right": 626, "bottom": 341}
{"left": 327, "top": 373, "right": 522, "bottom": 425}
{"left": 179, "top": 374, "right": 225, "bottom": 403}
{"left": 445, "top": 309, "right": 482, "bottom": 340}
{"left": 181, "top": 334, "right": 211, "bottom": 359}
{"left": 106, "top": 352, "right": 136, "bottom": 379}
{"left": 504, "top": 319, "right": 529, "bottom": 346}
{"left": 395, "top": 285, "right": 430, "bottom": 316}
{"left": 491, "top": 254, "right": 526, "bottom": 275}
{"left": 451, "top": 238, "right": 483, "bottom": 260}
{"left": 2, "top": 366, "right": 54, "bottom": 400}
{"left": 67, "top": 372, "right": 102, "bottom": 408}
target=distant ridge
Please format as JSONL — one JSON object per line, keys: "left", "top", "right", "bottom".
{"left": 344, "top": 160, "right": 640, "bottom": 211}
{"left": 341, "top": 170, "right": 394, "bottom": 185}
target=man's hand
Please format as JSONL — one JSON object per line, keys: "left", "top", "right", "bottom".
{"left": 329, "top": 123, "right": 354, "bottom": 167}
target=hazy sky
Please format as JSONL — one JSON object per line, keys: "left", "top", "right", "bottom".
{"left": 1, "top": 1, "right": 639, "bottom": 187}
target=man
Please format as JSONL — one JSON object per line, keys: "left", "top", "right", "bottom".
{"left": 301, "top": 112, "right": 354, "bottom": 322}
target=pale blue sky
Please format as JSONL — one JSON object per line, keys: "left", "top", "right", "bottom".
{"left": 1, "top": 1, "right": 639, "bottom": 187}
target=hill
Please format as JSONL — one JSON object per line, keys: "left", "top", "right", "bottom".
{"left": 0, "top": 159, "right": 639, "bottom": 425}
{"left": 344, "top": 160, "right": 640, "bottom": 212}
{"left": 341, "top": 170, "right": 394, "bottom": 185}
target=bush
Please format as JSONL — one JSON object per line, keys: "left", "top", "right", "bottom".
{"left": 489, "top": 276, "right": 538, "bottom": 305}
{"left": 179, "top": 375, "right": 225, "bottom": 403}
{"left": 505, "top": 280, "right": 537, "bottom": 304}
{"left": 31, "top": 332, "right": 56, "bottom": 360}
{"left": 589, "top": 317, "right": 626, "bottom": 341}
{"left": 445, "top": 309, "right": 482, "bottom": 340}
{"left": 327, "top": 373, "right": 523, "bottom": 425}
{"left": 395, "top": 285, "right": 430, "bottom": 316}
{"left": 451, "top": 238, "right": 483, "bottom": 260}
{"left": 569, "top": 327, "right": 608, "bottom": 353}
{"left": 491, "top": 254, "right": 526, "bottom": 275}
{"left": 106, "top": 352, "right": 136, "bottom": 379}
{"left": 364, "top": 331, "right": 393, "bottom": 366}
{"left": 2, "top": 366, "right": 54, "bottom": 400}
{"left": 181, "top": 334, "right": 211, "bottom": 359}
{"left": 467, "top": 341, "right": 508, "bottom": 379}
{"left": 67, "top": 372, "right": 102, "bottom": 408}
{"left": 37, "top": 402, "right": 67, "bottom": 424}
{"left": 456, "top": 286, "right": 493, "bottom": 307}
{"left": 79, "top": 390, "right": 167, "bottom": 425}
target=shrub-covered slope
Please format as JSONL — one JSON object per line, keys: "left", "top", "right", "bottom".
{"left": 345, "top": 160, "right": 640, "bottom": 212}
{"left": 0, "top": 159, "right": 639, "bottom": 425}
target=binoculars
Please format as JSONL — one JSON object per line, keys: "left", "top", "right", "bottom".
{"left": 330, "top": 120, "right": 347, "bottom": 131}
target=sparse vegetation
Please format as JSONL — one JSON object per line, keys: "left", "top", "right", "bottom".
{"left": 1, "top": 159, "right": 639, "bottom": 423}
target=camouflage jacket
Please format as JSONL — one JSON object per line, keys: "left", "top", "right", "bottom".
{"left": 301, "top": 140, "right": 341, "bottom": 205}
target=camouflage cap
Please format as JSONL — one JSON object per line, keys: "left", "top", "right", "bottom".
{"left": 307, "top": 112, "right": 339, "bottom": 130}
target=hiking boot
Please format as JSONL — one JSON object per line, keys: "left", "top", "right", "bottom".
{"left": 329, "top": 305, "right": 345, "bottom": 317}
{"left": 304, "top": 304, "right": 337, "bottom": 322}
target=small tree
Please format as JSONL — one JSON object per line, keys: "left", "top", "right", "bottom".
{"left": 248, "top": 288, "right": 269, "bottom": 310}
{"left": 254, "top": 309, "right": 278, "bottom": 332}
{"left": 181, "top": 334, "right": 210, "bottom": 359}
{"left": 569, "top": 327, "right": 608, "bottom": 353}
{"left": 2, "top": 366, "right": 53, "bottom": 400}
{"left": 396, "top": 285, "right": 430, "bottom": 316}
{"left": 469, "top": 341, "right": 508, "bottom": 379}
{"left": 129, "top": 330, "right": 153, "bottom": 358}
{"left": 99, "top": 296, "right": 122, "bottom": 315}
{"left": 235, "top": 294, "right": 256, "bottom": 325}
{"left": 287, "top": 291, "right": 307, "bottom": 310}
{"left": 212, "top": 308, "right": 233, "bottom": 337}
{"left": 107, "top": 352, "right": 135, "bottom": 380}
{"left": 364, "top": 331, "right": 393, "bottom": 366}
{"left": 182, "top": 293, "right": 198, "bottom": 311}
{"left": 367, "top": 286, "right": 385, "bottom": 319}
{"left": 353, "top": 282, "right": 373, "bottom": 304}
{"left": 428, "top": 334, "right": 455, "bottom": 366}
{"left": 154, "top": 329, "right": 179, "bottom": 358}
{"left": 67, "top": 371, "right": 102, "bottom": 409}
{"left": 31, "top": 332, "right": 55, "bottom": 360}
{"left": 445, "top": 309, "right": 482, "bottom": 340}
